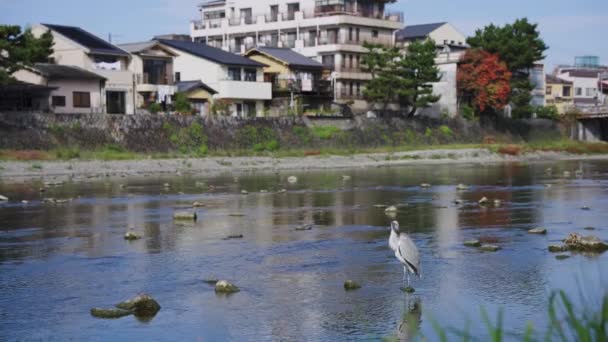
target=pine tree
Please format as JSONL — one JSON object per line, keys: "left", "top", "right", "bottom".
{"left": 0, "top": 25, "right": 54, "bottom": 85}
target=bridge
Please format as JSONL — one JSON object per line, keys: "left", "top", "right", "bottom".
{"left": 575, "top": 106, "right": 608, "bottom": 142}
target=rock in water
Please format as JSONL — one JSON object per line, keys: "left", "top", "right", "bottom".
{"left": 420, "top": 183, "right": 431, "bottom": 188}
{"left": 287, "top": 176, "right": 298, "bottom": 184}
{"left": 401, "top": 286, "right": 416, "bottom": 293}
{"left": 203, "top": 277, "right": 219, "bottom": 285}
{"left": 215, "top": 280, "right": 240, "bottom": 294}
{"left": 115, "top": 294, "right": 161, "bottom": 317}
{"left": 464, "top": 240, "right": 482, "bottom": 248}
{"left": 480, "top": 244, "right": 501, "bottom": 252}
{"left": 295, "top": 224, "right": 313, "bottom": 231}
{"left": 581, "top": 206, "right": 591, "bottom": 211}
{"left": 528, "top": 228, "right": 547, "bottom": 235}
{"left": 548, "top": 245, "right": 568, "bottom": 253}
{"left": 124, "top": 232, "right": 141, "bottom": 241}
{"left": 342, "top": 175, "right": 352, "bottom": 181}
{"left": 90, "top": 308, "right": 132, "bottom": 319}
{"left": 456, "top": 184, "right": 469, "bottom": 191}
{"left": 173, "top": 211, "right": 197, "bottom": 221}
{"left": 563, "top": 233, "right": 608, "bottom": 253}
{"left": 555, "top": 255, "right": 571, "bottom": 260}
{"left": 192, "top": 201, "right": 206, "bottom": 208}
{"left": 224, "top": 234, "right": 244, "bottom": 240}
{"left": 494, "top": 199, "right": 502, "bottom": 207}
{"left": 0, "top": 195, "right": 8, "bottom": 201}
{"left": 385, "top": 206, "right": 398, "bottom": 213}
{"left": 344, "top": 280, "right": 362, "bottom": 290}
{"left": 478, "top": 197, "right": 489, "bottom": 205}
{"left": 241, "top": 190, "right": 248, "bottom": 195}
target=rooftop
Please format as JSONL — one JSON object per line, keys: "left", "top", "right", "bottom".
{"left": 34, "top": 63, "right": 106, "bottom": 80}
{"left": 547, "top": 74, "right": 573, "bottom": 85}
{"left": 247, "top": 47, "right": 324, "bottom": 69}
{"left": 564, "top": 69, "right": 602, "bottom": 78}
{"left": 42, "top": 23, "right": 129, "bottom": 57}
{"left": 159, "top": 39, "right": 265, "bottom": 68}
{"left": 396, "top": 22, "right": 447, "bottom": 41}
{"left": 177, "top": 80, "right": 217, "bottom": 94}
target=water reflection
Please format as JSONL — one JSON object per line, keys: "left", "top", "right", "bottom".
{"left": 0, "top": 160, "right": 607, "bottom": 340}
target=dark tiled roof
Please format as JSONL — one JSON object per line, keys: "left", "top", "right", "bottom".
{"left": 34, "top": 63, "right": 106, "bottom": 80}
{"left": 546, "top": 74, "right": 573, "bottom": 85}
{"left": 42, "top": 24, "right": 129, "bottom": 57}
{"left": 396, "top": 22, "right": 447, "bottom": 41}
{"left": 250, "top": 47, "right": 324, "bottom": 69}
{"left": 159, "top": 39, "right": 264, "bottom": 67}
{"left": 177, "top": 81, "right": 217, "bottom": 94}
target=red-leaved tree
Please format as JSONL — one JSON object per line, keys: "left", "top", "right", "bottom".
{"left": 457, "top": 49, "right": 512, "bottom": 114}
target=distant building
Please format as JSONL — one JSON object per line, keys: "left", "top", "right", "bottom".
{"left": 176, "top": 80, "right": 218, "bottom": 115}
{"left": 190, "top": 0, "right": 404, "bottom": 109}
{"left": 395, "top": 22, "right": 467, "bottom": 51}
{"left": 243, "top": 47, "right": 332, "bottom": 115}
{"left": 32, "top": 24, "right": 135, "bottom": 114}
{"left": 530, "top": 63, "right": 546, "bottom": 107}
{"left": 545, "top": 74, "right": 574, "bottom": 114}
{"left": 13, "top": 63, "right": 106, "bottom": 114}
{"left": 153, "top": 34, "right": 191, "bottom": 42}
{"left": 158, "top": 39, "right": 271, "bottom": 117}
{"left": 557, "top": 69, "right": 602, "bottom": 107}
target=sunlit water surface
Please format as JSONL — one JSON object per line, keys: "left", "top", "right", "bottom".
{"left": 0, "top": 161, "right": 607, "bottom": 341}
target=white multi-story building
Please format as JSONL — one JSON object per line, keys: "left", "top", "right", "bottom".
{"left": 190, "top": 0, "right": 404, "bottom": 110}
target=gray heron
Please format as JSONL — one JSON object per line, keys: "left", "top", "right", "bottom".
{"left": 389, "top": 221, "right": 421, "bottom": 288}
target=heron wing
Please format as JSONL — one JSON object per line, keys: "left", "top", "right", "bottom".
{"left": 398, "top": 234, "right": 420, "bottom": 276}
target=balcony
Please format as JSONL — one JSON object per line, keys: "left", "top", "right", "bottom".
{"left": 339, "top": 88, "right": 364, "bottom": 100}
{"left": 273, "top": 79, "right": 333, "bottom": 95}
{"left": 218, "top": 80, "right": 272, "bottom": 100}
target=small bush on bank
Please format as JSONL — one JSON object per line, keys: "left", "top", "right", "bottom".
{"left": 439, "top": 125, "right": 453, "bottom": 137}
{"left": 535, "top": 105, "right": 560, "bottom": 121}
{"left": 55, "top": 147, "right": 80, "bottom": 159}
{"left": 312, "top": 126, "right": 341, "bottom": 140}
{"left": 148, "top": 103, "right": 162, "bottom": 114}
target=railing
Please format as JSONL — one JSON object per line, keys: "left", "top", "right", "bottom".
{"left": 273, "top": 79, "right": 333, "bottom": 95}
{"left": 318, "top": 36, "right": 393, "bottom": 47}
{"left": 137, "top": 73, "right": 174, "bottom": 85}
{"left": 339, "top": 89, "right": 364, "bottom": 100}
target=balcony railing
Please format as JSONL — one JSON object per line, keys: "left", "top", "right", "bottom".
{"left": 273, "top": 79, "right": 333, "bottom": 95}
{"left": 136, "top": 73, "right": 174, "bottom": 85}
{"left": 339, "top": 89, "right": 364, "bottom": 100}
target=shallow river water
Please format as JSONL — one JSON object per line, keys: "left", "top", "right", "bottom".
{"left": 0, "top": 160, "right": 607, "bottom": 341}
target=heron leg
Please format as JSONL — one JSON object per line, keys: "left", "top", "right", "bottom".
{"left": 402, "top": 266, "right": 407, "bottom": 285}
{"left": 407, "top": 273, "right": 411, "bottom": 287}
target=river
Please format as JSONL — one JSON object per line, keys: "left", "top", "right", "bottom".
{"left": 0, "top": 160, "right": 606, "bottom": 341}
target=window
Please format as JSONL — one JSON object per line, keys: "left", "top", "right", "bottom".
{"left": 175, "top": 72, "right": 181, "bottom": 82}
{"left": 575, "top": 87, "right": 582, "bottom": 96}
{"left": 545, "top": 86, "right": 552, "bottom": 96}
{"left": 563, "top": 86, "right": 571, "bottom": 97}
{"left": 356, "top": 28, "right": 360, "bottom": 42}
{"left": 52, "top": 96, "right": 66, "bottom": 107}
{"left": 443, "top": 40, "right": 448, "bottom": 45}
{"left": 341, "top": 54, "right": 346, "bottom": 68}
{"left": 349, "top": 55, "right": 353, "bottom": 68}
{"left": 355, "top": 55, "right": 360, "bottom": 69}
{"left": 244, "top": 68, "right": 257, "bottom": 82}
{"left": 349, "top": 27, "right": 353, "bottom": 41}
{"left": 586, "top": 88, "right": 596, "bottom": 97}
{"left": 228, "top": 67, "right": 241, "bottom": 81}
{"left": 73, "top": 92, "right": 91, "bottom": 108}
{"left": 372, "top": 30, "right": 379, "bottom": 38}
{"left": 322, "top": 55, "right": 335, "bottom": 70}
{"left": 356, "top": 82, "right": 361, "bottom": 96}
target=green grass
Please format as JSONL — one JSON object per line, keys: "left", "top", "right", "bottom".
{"left": 311, "top": 125, "right": 341, "bottom": 140}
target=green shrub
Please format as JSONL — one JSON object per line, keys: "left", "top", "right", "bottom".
{"left": 535, "top": 105, "right": 560, "bottom": 121}
{"left": 265, "top": 139, "right": 280, "bottom": 151}
{"left": 424, "top": 127, "right": 433, "bottom": 137}
{"left": 439, "top": 125, "right": 453, "bottom": 137}
{"left": 293, "top": 126, "right": 312, "bottom": 144}
{"left": 174, "top": 92, "right": 192, "bottom": 114}
{"left": 312, "top": 126, "right": 341, "bottom": 140}
{"left": 55, "top": 147, "right": 81, "bottom": 159}
{"left": 196, "top": 144, "right": 208, "bottom": 157}
{"left": 148, "top": 102, "right": 162, "bottom": 114}
{"left": 460, "top": 104, "right": 475, "bottom": 121}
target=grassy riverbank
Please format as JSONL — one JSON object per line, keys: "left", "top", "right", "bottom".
{"left": 1, "top": 140, "right": 607, "bottom": 162}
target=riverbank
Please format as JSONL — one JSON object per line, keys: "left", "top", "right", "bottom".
{"left": 2, "top": 145, "right": 608, "bottom": 183}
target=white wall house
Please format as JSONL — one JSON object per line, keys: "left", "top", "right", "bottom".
{"left": 13, "top": 64, "right": 106, "bottom": 114}
{"left": 395, "top": 22, "right": 469, "bottom": 117}
{"left": 557, "top": 69, "right": 602, "bottom": 107}
{"left": 190, "top": 0, "right": 404, "bottom": 110}
{"left": 31, "top": 24, "right": 135, "bottom": 114}
{"left": 118, "top": 41, "right": 178, "bottom": 110}
{"left": 158, "top": 39, "right": 271, "bottom": 117}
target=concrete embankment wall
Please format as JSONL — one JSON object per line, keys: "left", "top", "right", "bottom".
{"left": 0, "top": 112, "right": 562, "bottom": 152}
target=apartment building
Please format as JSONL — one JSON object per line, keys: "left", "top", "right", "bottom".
{"left": 190, "top": 0, "right": 404, "bottom": 110}
{"left": 31, "top": 24, "right": 135, "bottom": 114}
{"left": 545, "top": 74, "right": 574, "bottom": 114}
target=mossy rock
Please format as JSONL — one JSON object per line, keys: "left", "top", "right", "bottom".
{"left": 344, "top": 280, "right": 362, "bottom": 291}
{"left": 555, "top": 255, "right": 571, "bottom": 260}
{"left": 401, "top": 286, "right": 416, "bottom": 293}
{"left": 215, "top": 280, "right": 240, "bottom": 294}
{"left": 192, "top": 201, "right": 206, "bottom": 208}
{"left": 124, "top": 232, "right": 141, "bottom": 241}
{"left": 456, "top": 184, "right": 469, "bottom": 191}
{"left": 90, "top": 308, "right": 132, "bottom": 319}
{"left": 173, "top": 211, "right": 197, "bottom": 221}
{"left": 115, "top": 294, "right": 161, "bottom": 317}
{"left": 203, "top": 278, "right": 219, "bottom": 285}
{"left": 548, "top": 245, "right": 568, "bottom": 253}
{"left": 464, "top": 240, "right": 481, "bottom": 248}
{"left": 480, "top": 244, "right": 501, "bottom": 252}
{"left": 563, "top": 233, "right": 608, "bottom": 253}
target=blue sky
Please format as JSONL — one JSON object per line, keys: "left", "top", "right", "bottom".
{"left": 1, "top": 0, "right": 607, "bottom": 69}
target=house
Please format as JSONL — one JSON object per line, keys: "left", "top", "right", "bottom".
{"left": 158, "top": 39, "right": 271, "bottom": 117}
{"left": 545, "top": 74, "right": 574, "bottom": 114}
{"left": 0, "top": 81, "right": 56, "bottom": 112}
{"left": 176, "top": 80, "right": 218, "bottom": 115}
{"left": 395, "top": 22, "right": 468, "bottom": 117}
{"left": 395, "top": 22, "right": 467, "bottom": 51}
{"left": 243, "top": 47, "right": 332, "bottom": 115}
{"left": 31, "top": 23, "right": 135, "bottom": 114}
{"left": 13, "top": 63, "right": 106, "bottom": 114}
{"left": 190, "top": 0, "right": 404, "bottom": 110}
{"left": 557, "top": 69, "right": 603, "bottom": 107}
{"left": 118, "top": 41, "right": 178, "bottom": 111}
